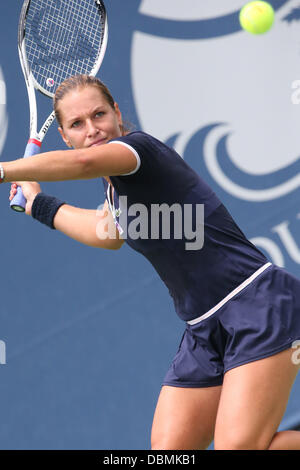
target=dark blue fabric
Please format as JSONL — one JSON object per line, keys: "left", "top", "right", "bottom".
{"left": 31, "top": 192, "right": 66, "bottom": 230}
{"left": 163, "top": 264, "right": 300, "bottom": 387}
{"left": 103, "top": 131, "right": 269, "bottom": 322}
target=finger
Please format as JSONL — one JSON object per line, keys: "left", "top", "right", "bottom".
{"left": 9, "top": 189, "right": 16, "bottom": 200}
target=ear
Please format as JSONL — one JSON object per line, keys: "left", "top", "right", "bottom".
{"left": 114, "top": 102, "right": 123, "bottom": 128}
{"left": 58, "top": 127, "right": 73, "bottom": 148}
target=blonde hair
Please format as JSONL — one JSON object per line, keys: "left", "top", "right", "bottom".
{"left": 53, "top": 75, "right": 133, "bottom": 134}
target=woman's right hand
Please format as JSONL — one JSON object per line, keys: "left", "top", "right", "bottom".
{"left": 9, "top": 181, "right": 42, "bottom": 216}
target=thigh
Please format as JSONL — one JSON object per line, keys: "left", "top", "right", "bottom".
{"left": 214, "top": 348, "right": 300, "bottom": 450}
{"left": 151, "top": 384, "right": 222, "bottom": 450}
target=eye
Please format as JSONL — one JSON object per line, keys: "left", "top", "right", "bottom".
{"left": 71, "top": 120, "right": 81, "bottom": 128}
{"left": 95, "top": 111, "right": 104, "bottom": 118}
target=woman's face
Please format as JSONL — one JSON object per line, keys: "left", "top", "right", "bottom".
{"left": 57, "top": 85, "right": 123, "bottom": 149}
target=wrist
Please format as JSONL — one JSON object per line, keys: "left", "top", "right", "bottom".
{"left": 30, "top": 191, "right": 42, "bottom": 205}
{"left": 31, "top": 192, "right": 66, "bottom": 229}
{"left": 26, "top": 191, "right": 42, "bottom": 215}
{"left": 0, "top": 164, "right": 5, "bottom": 183}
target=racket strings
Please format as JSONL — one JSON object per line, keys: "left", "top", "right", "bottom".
{"left": 24, "top": 0, "right": 106, "bottom": 94}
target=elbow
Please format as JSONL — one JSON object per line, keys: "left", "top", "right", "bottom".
{"left": 95, "top": 238, "right": 125, "bottom": 250}
{"left": 111, "top": 239, "right": 125, "bottom": 250}
{"left": 103, "top": 238, "right": 125, "bottom": 251}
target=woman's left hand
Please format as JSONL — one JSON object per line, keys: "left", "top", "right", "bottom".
{"left": 9, "top": 181, "right": 42, "bottom": 216}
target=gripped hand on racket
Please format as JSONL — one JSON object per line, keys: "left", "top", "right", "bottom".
{"left": 9, "top": 182, "right": 41, "bottom": 215}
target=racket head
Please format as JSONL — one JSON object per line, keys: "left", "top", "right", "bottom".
{"left": 18, "top": 0, "right": 108, "bottom": 98}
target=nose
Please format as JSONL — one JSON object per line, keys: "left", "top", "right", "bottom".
{"left": 86, "top": 119, "right": 99, "bottom": 138}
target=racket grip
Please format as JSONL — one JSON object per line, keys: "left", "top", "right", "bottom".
{"left": 10, "top": 139, "right": 41, "bottom": 212}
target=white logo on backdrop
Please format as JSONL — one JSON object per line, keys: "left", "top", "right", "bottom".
{"left": 133, "top": 0, "right": 300, "bottom": 201}
{"left": 0, "top": 67, "right": 8, "bottom": 156}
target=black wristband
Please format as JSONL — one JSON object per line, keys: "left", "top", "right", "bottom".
{"left": 31, "top": 192, "right": 66, "bottom": 229}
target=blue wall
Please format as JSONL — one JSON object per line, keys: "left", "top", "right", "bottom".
{"left": 0, "top": 0, "right": 299, "bottom": 449}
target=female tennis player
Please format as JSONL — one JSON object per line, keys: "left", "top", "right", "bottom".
{"left": 3, "top": 75, "right": 300, "bottom": 450}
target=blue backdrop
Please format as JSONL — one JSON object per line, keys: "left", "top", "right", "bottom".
{"left": 0, "top": 0, "right": 299, "bottom": 450}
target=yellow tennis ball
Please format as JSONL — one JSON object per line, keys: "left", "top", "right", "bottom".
{"left": 239, "top": 1, "right": 275, "bottom": 34}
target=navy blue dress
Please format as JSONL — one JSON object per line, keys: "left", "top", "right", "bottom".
{"left": 102, "top": 131, "right": 300, "bottom": 386}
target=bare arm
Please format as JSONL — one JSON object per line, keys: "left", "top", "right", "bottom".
{"left": 9, "top": 182, "right": 124, "bottom": 250}
{"left": 2, "top": 143, "right": 137, "bottom": 183}
{"left": 53, "top": 199, "right": 124, "bottom": 250}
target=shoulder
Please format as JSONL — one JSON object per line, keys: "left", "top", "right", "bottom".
{"left": 108, "top": 131, "right": 171, "bottom": 177}
{"left": 110, "top": 130, "right": 179, "bottom": 163}
{"left": 109, "top": 131, "right": 162, "bottom": 150}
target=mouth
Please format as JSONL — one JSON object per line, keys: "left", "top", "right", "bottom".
{"left": 90, "top": 138, "right": 106, "bottom": 147}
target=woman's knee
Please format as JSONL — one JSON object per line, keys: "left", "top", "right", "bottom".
{"left": 151, "top": 430, "right": 211, "bottom": 450}
{"left": 214, "top": 428, "right": 272, "bottom": 450}
{"left": 151, "top": 385, "right": 221, "bottom": 450}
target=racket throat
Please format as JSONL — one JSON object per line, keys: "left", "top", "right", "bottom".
{"left": 28, "top": 137, "right": 42, "bottom": 147}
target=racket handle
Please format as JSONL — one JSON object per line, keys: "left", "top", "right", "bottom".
{"left": 10, "top": 139, "right": 41, "bottom": 212}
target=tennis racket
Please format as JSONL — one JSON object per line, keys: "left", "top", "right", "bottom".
{"left": 11, "top": 0, "right": 108, "bottom": 212}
